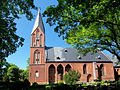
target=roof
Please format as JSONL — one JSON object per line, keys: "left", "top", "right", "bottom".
{"left": 31, "top": 8, "right": 45, "bottom": 34}
{"left": 45, "top": 47, "right": 112, "bottom": 63}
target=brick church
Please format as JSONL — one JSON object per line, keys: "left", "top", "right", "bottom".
{"left": 29, "top": 9, "right": 118, "bottom": 84}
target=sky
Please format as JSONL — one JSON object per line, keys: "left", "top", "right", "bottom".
{"left": 6, "top": 0, "right": 111, "bottom": 69}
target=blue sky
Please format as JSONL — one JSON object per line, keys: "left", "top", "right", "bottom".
{"left": 6, "top": 0, "right": 111, "bottom": 69}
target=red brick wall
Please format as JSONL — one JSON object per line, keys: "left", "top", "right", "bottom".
{"left": 29, "top": 64, "right": 46, "bottom": 84}
{"left": 45, "top": 62, "right": 115, "bottom": 83}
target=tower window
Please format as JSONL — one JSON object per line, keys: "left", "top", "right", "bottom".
{"left": 37, "top": 30, "right": 39, "bottom": 37}
{"left": 40, "top": 34, "right": 43, "bottom": 47}
{"left": 35, "top": 71, "right": 39, "bottom": 77}
{"left": 32, "top": 36, "right": 35, "bottom": 47}
{"left": 36, "top": 40, "right": 39, "bottom": 47}
{"left": 34, "top": 50, "right": 40, "bottom": 64}
{"left": 33, "top": 42, "right": 35, "bottom": 47}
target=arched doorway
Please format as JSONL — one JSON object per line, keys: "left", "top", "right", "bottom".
{"left": 87, "top": 74, "right": 91, "bottom": 82}
{"left": 57, "top": 64, "right": 63, "bottom": 80}
{"left": 49, "top": 64, "right": 55, "bottom": 83}
{"left": 65, "top": 64, "right": 71, "bottom": 72}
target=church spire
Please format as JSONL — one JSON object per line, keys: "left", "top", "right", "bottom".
{"left": 31, "top": 7, "right": 45, "bottom": 34}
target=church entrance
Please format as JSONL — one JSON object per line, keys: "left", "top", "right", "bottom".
{"left": 49, "top": 65, "right": 55, "bottom": 83}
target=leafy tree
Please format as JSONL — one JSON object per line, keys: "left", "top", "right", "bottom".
{"left": 23, "top": 58, "right": 30, "bottom": 80}
{"left": 23, "top": 69, "right": 29, "bottom": 80}
{"left": 7, "top": 66, "right": 20, "bottom": 82}
{"left": 19, "top": 69, "right": 24, "bottom": 81}
{"left": 63, "top": 69, "right": 81, "bottom": 85}
{"left": 2, "top": 63, "right": 17, "bottom": 82}
{"left": 43, "top": 0, "right": 120, "bottom": 61}
{"left": 0, "top": 0, "right": 36, "bottom": 80}
{"left": 26, "top": 58, "right": 30, "bottom": 69}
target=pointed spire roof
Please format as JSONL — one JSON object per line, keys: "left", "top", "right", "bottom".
{"left": 31, "top": 7, "right": 45, "bottom": 34}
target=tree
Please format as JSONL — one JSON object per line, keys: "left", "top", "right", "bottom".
{"left": 7, "top": 66, "right": 20, "bottom": 82}
{"left": 43, "top": 0, "right": 120, "bottom": 61}
{"left": 23, "top": 69, "right": 29, "bottom": 80}
{"left": 26, "top": 58, "right": 30, "bottom": 69}
{"left": 23, "top": 58, "right": 30, "bottom": 80}
{"left": 0, "top": 0, "right": 36, "bottom": 80}
{"left": 19, "top": 69, "right": 24, "bottom": 81}
{"left": 3, "top": 63, "right": 17, "bottom": 82}
{"left": 63, "top": 69, "right": 81, "bottom": 85}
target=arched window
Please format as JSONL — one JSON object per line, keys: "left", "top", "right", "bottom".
{"left": 100, "top": 64, "right": 104, "bottom": 76}
{"left": 35, "top": 71, "right": 39, "bottom": 77}
{"left": 83, "top": 64, "right": 87, "bottom": 74}
{"left": 57, "top": 64, "right": 63, "bottom": 80}
{"left": 36, "top": 40, "right": 39, "bottom": 47}
{"left": 65, "top": 64, "right": 71, "bottom": 72}
{"left": 32, "top": 34, "right": 35, "bottom": 47}
{"left": 37, "top": 30, "right": 39, "bottom": 37}
{"left": 34, "top": 50, "right": 40, "bottom": 64}
{"left": 40, "top": 34, "right": 43, "bottom": 47}
{"left": 32, "top": 40, "right": 35, "bottom": 47}
{"left": 49, "top": 64, "right": 55, "bottom": 83}
{"left": 57, "top": 64, "right": 63, "bottom": 75}
{"left": 34, "top": 52, "right": 37, "bottom": 64}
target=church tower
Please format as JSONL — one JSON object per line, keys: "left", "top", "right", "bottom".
{"left": 29, "top": 8, "right": 46, "bottom": 83}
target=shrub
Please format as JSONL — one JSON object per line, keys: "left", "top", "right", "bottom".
{"left": 32, "top": 82, "right": 39, "bottom": 87}
{"left": 58, "top": 80, "right": 64, "bottom": 85}
{"left": 63, "top": 69, "right": 81, "bottom": 85}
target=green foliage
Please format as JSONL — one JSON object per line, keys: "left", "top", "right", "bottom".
{"left": 0, "top": 0, "right": 36, "bottom": 80}
{"left": 23, "top": 58, "right": 30, "bottom": 80}
{"left": 58, "top": 80, "right": 64, "bottom": 85}
{"left": 19, "top": 69, "right": 24, "bottom": 81}
{"left": 32, "top": 82, "right": 39, "bottom": 87}
{"left": 23, "top": 69, "right": 29, "bottom": 80}
{"left": 26, "top": 58, "right": 30, "bottom": 69}
{"left": 2, "top": 63, "right": 17, "bottom": 82}
{"left": 7, "top": 66, "right": 20, "bottom": 82}
{"left": 63, "top": 69, "right": 81, "bottom": 85}
{"left": 43, "top": 0, "right": 120, "bottom": 61}
{"left": 45, "top": 85, "right": 52, "bottom": 90}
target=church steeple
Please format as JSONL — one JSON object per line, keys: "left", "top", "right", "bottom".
{"left": 31, "top": 7, "right": 45, "bottom": 48}
{"left": 30, "top": 7, "right": 45, "bottom": 65}
{"left": 31, "top": 7, "right": 45, "bottom": 34}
